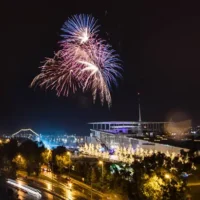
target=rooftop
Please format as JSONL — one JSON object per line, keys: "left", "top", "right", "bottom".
{"left": 88, "top": 121, "right": 172, "bottom": 125}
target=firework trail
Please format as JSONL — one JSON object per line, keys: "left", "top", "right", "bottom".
{"left": 31, "top": 14, "right": 122, "bottom": 107}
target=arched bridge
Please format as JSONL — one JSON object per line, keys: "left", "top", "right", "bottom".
{"left": 11, "top": 129, "right": 40, "bottom": 141}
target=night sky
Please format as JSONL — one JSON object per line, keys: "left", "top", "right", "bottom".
{"left": 1, "top": 1, "right": 200, "bottom": 135}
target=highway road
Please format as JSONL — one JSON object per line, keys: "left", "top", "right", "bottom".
{"left": 187, "top": 172, "right": 200, "bottom": 200}
{"left": 42, "top": 172, "right": 104, "bottom": 199}
{"left": 17, "top": 171, "right": 103, "bottom": 200}
{"left": 8, "top": 183, "right": 61, "bottom": 200}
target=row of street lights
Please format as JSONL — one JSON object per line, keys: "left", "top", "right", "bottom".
{"left": 51, "top": 151, "right": 71, "bottom": 199}
{"left": 49, "top": 151, "right": 102, "bottom": 200}
{"left": 67, "top": 151, "right": 71, "bottom": 177}
{"left": 90, "top": 160, "right": 104, "bottom": 200}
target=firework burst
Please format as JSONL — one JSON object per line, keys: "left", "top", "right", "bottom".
{"left": 61, "top": 14, "right": 99, "bottom": 44}
{"left": 31, "top": 14, "right": 122, "bottom": 107}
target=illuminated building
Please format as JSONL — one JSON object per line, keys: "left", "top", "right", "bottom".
{"left": 88, "top": 121, "right": 188, "bottom": 153}
{"left": 87, "top": 101, "right": 188, "bottom": 153}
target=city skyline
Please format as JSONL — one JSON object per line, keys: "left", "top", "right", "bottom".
{"left": 1, "top": 1, "right": 200, "bottom": 134}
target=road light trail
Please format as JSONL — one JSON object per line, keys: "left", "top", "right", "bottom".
{"left": 42, "top": 172, "right": 103, "bottom": 199}
{"left": 7, "top": 179, "right": 42, "bottom": 199}
{"left": 17, "top": 172, "right": 90, "bottom": 200}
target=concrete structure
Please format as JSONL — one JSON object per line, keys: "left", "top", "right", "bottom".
{"left": 88, "top": 122, "right": 188, "bottom": 153}
{"left": 89, "top": 121, "right": 171, "bottom": 136}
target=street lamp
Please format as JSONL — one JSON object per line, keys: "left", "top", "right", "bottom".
{"left": 98, "top": 161, "right": 103, "bottom": 186}
{"left": 90, "top": 167, "right": 93, "bottom": 200}
{"left": 51, "top": 162, "right": 54, "bottom": 200}
{"left": 17, "top": 154, "right": 22, "bottom": 167}
{"left": 164, "top": 173, "right": 171, "bottom": 179}
{"left": 67, "top": 152, "right": 71, "bottom": 177}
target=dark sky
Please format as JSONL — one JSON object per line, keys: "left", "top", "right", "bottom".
{"left": 1, "top": 0, "right": 200, "bottom": 135}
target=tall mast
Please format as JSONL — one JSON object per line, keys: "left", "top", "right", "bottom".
{"left": 138, "top": 92, "right": 143, "bottom": 136}
{"left": 138, "top": 92, "right": 141, "bottom": 122}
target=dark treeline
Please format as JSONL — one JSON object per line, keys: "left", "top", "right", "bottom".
{"left": 0, "top": 139, "right": 198, "bottom": 199}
